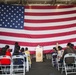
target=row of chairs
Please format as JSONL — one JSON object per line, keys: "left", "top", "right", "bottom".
{"left": 0, "top": 54, "right": 31, "bottom": 75}
{"left": 52, "top": 53, "right": 76, "bottom": 75}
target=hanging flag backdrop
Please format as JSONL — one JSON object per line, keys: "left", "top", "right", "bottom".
{"left": 0, "top": 4, "right": 76, "bottom": 54}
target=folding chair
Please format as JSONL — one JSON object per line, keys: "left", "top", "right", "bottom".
{"left": 12, "top": 55, "right": 25, "bottom": 75}
{"left": 56, "top": 50, "right": 64, "bottom": 71}
{"left": 56, "top": 55, "right": 63, "bottom": 71}
{"left": 24, "top": 54, "right": 31, "bottom": 72}
{"left": 0, "top": 55, "right": 12, "bottom": 75}
{"left": 51, "top": 53, "right": 57, "bottom": 67}
{"left": 62, "top": 53, "right": 76, "bottom": 75}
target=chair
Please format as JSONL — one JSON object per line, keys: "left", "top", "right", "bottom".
{"left": 56, "top": 54, "right": 63, "bottom": 71}
{"left": 12, "top": 55, "right": 25, "bottom": 75}
{"left": 0, "top": 55, "right": 12, "bottom": 75}
{"left": 55, "top": 50, "right": 64, "bottom": 70}
{"left": 62, "top": 53, "right": 76, "bottom": 75}
{"left": 24, "top": 54, "right": 31, "bottom": 72}
{"left": 51, "top": 53, "right": 57, "bottom": 67}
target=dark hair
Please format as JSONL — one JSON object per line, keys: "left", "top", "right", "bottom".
{"left": 25, "top": 47, "right": 28, "bottom": 50}
{"left": 5, "top": 45, "right": 9, "bottom": 49}
{"left": 71, "top": 44, "right": 74, "bottom": 47}
{"left": 15, "top": 42, "right": 18, "bottom": 45}
{"left": 53, "top": 47, "right": 56, "bottom": 50}
{"left": 70, "top": 44, "right": 74, "bottom": 48}
{"left": 58, "top": 46, "right": 62, "bottom": 50}
{"left": 0, "top": 45, "right": 9, "bottom": 55}
{"left": 67, "top": 42, "right": 72, "bottom": 46}
{"left": 21, "top": 48, "right": 24, "bottom": 52}
{"left": 67, "top": 42, "right": 74, "bottom": 48}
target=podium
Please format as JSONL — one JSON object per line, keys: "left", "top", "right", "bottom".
{"left": 36, "top": 45, "right": 43, "bottom": 62}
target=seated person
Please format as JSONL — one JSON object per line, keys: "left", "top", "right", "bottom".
{"left": 52, "top": 47, "right": 58, "bottom": 54}
{"left": 0, "top": 45, "right": 9, "bottom": 56}
{"left": 0, "top": 45, "right": 11, "bottom": 65}
{"left": 57, "top": 46, "right": 64, "bottom": 61}
{"left": 59, "top": 42, "right": 75, "bottom": 64}
{"left": 52, "top": 47, "right": 57, "bottom": 59}
{"left": 13, "top": 48, "right": 25, "bottom": 65}
{"left": 51, "top": 47, "right": 58, "bottom": 67}
{"left": 25, "top": 47, "right": 31, "bottom": 64}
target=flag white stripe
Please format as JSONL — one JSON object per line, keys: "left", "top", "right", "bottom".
{"left": 24, "top": 20, "right": 76, "bottom": 27}
{"left": 25, "top": 13, "right": 76, "bottom": 20}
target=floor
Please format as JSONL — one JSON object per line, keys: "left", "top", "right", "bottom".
{"left": 26, "top": 58, "right": 66, "bottom": 75}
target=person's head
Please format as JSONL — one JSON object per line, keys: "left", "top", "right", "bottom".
{"left": 15, "top": 42, "right": 18, "bottom": 45}
{"left": 58, "top": 46, "right": 63, "bottom": 50}
{"left": 53, "top": 47, "right": 57, "bottom": 52}
{"left": 70, "top": 44, "right": 74, "bottom": 49}
{"left": 25, "top": 47, "right": 28, "bottom": 51}
{"left": 53, "top": 47, "right": 56, "bottom": 50}
{"left": 20, "top": 47, "right": 24, "bottom": 52}
{"left": 67, "top": 42, "right": 72, "bottom": 48}
{"left": 5, "top": 45, "right": 9, "bottom": 50}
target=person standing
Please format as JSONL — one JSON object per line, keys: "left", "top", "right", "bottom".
{"left": 13, "top": 42, "right": 20, "bottom": 55}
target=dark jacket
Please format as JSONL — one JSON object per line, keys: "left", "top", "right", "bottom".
{"left": 13, "top": 44, "right": 20, "bottom": 55}
{"left": 60, "top": 47, "right": 75, "bottom": 63}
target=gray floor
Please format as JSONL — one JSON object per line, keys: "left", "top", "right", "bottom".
{"left": 26, "top": 59, "right": 66, "bottom": 75}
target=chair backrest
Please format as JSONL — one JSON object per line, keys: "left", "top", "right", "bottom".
{"left": 12, "top": 55, "right": 26, "bottom": 75}
{"left": 12, "top": 55, "right": 24, "bottom": 59}
{"left": 63, "top": 53, "right": 76, "bottom": 65}
{"left": 52, "top": 53, "right": 57, "bottom": 58}
{"left": 12, "top": 55, "right": 25, "bottom": 65}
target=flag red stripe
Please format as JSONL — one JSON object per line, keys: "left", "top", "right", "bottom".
{"left": 0, "top": 38, "right": 76, "bottom": 47}
{"left": 24, "top": 17, "right": 76, "bottom": 23}
{"left": 25, "top": 5, "right": 76, "bottom": 9}
{"left": 0, "top": 30, "right": 76, "bottom": 38}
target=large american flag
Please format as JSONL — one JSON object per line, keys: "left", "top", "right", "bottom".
{"left": 0, "top": 4, "right": 76, "bottom": 54}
